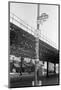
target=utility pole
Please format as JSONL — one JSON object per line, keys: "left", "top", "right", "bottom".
{"left": 34, "top": 3, "right": 40, "bottom": 86}
{"left": 34, "top": 4, "right": 49, "bottom": 86}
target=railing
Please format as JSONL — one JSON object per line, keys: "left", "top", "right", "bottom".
{"left": 10, "top": 12, "right": 35, "bottom": 36}
{"left": 10, "top": 12, "right": 57, "bottom": 49}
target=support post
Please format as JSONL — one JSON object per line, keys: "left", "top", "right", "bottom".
{"left": 54, "top": 63, "right": 56, "bottom": 74}
{"left": 20, "top": 56, "right": 24, "bottom": 75}
{"left": 47, "top": 61, "right": 49, "bottom": 77}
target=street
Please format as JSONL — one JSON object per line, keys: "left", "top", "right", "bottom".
{"left": 10, "top": 73, "right": 59, "bottom": 88}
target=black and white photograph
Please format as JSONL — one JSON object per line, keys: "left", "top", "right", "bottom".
{"left": 9, "top": 1, "right": 59, "bottom": 88}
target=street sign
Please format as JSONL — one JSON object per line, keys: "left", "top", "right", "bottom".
{"left": 37, "top": 13, "right": 49, "bottom": 24}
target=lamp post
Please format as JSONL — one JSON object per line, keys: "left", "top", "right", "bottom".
{"left": 34, "top": 3, "right": 40, "bottom": 86}
{"left": 34, "top": 3, "right": 49, "bottom": 86}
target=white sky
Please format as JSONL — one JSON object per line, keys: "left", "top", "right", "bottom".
{"left": 10, "top": 3, "right": 58, "bottom": 49}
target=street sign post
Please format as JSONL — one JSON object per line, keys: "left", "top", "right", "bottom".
{"left": 34, "top": 3, "right": 49, "bottom": 86}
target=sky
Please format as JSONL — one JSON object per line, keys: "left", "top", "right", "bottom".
{"left": 10, "top": 3, "right": 59, "bottom": 49}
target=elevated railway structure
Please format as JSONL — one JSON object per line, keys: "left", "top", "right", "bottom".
{"left": 10, "top": 12, "right": 59, "bottom": 77}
